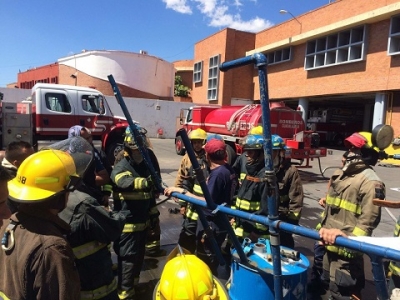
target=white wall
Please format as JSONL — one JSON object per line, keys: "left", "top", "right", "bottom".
{"left": 106, "top": 96, "right": 193, "bottom": 138}
{"left": 58, "top": 50, "right": 175, "bottom": 98}
{"left": 0, "top": 87, "right": 193, "bottom": 139}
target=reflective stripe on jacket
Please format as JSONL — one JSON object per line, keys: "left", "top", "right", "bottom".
{"left": 73, "top": 241, "right": 107, "bottom": 260}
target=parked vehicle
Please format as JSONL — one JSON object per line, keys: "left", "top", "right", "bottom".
{"left": 0, "top": 83, "right": 129, "bottom": 163}
{"left": 307, "top": 108, "right": 364, "bottom": 146}
{"left": 176, "top": 102, "right": 327, "bottom": 167}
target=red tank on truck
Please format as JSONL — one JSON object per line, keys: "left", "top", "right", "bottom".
{"left": 175, "top": 102, "right": 327, "bottom": 167}
{"left": 0, "top": 83, "right": 129, "bottom": 164}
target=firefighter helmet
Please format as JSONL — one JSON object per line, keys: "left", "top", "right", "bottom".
{"left": 249, "top": 125, "right": 263, "bottom": 135}
{"left": 271, "top": 134, "right": 287, "bottom": 150}
{"left": 242, "top": 134, "right": 264, "bottom": 151}
{"left": 124, "top": 126, "right": 139, "bottom": 149}
{"left": 358, "top": 131, "right": 380, "bottom": 166}
{"left": 154, "top": 254, "right": 228, "bottom": 300}
{"left": 206, "top": 133, "right": 224, "bottom": 143}
{"left": 189, "top": 128, "right": 207, "bottom": 142}
{"left": 8, "top": 149, "right": 78, "bottom": 202}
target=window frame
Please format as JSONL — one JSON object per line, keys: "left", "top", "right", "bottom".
{"left": 267, "top": 47, "right": 292, "bottom": 65}
{"left": 207, "top": 54, "right": 220, "bottom": 101}
{"left": 193, "top": 61, "right": 203, "bottom": 83}
{"left": 388, "top": 14, "right": 400, "bottom": 55}
{"left": 304, "top": 25, "right": 366, "bottom": 70}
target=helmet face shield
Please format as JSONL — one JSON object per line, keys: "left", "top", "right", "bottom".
{"left": 44, "top": 137, "right": 94, "bottom": 177}
{"left": 124, "top": 126, "right": 148, "bottom": 149}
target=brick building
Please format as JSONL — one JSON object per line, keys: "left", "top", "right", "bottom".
{"left": 17, "top": 50, "right": 175, "bottom": 101}
{"left": 190, "top": 0, "right": 400, "bottom": 139}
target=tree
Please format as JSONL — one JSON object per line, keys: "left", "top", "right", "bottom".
{"left": 174, "top": 76, "right": 190, "bottom": 97}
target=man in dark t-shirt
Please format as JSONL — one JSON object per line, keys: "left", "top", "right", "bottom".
{"left": 165, "top": 138, "right": 237, "bottom": 275}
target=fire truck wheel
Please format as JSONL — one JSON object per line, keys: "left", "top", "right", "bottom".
{"left": 175, "top": 137, "right": 186, "bottom": 156}
{"left": 226, "top": 144, "right": 237, "bottom": 166}
{"left": 107, "top": 141, "right": 124, "bottom": 165}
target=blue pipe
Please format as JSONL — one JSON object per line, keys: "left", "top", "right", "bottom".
{"left": 107, "top": 74, "right": 164, "bottom": 193}
{"left": 220, "top": 52, "right": 283, "bottom": 299}
{"left": 172, "top": 194, "right": 400, "bottom": 263}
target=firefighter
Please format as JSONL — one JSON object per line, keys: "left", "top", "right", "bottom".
{"left": 154, "top": 250, "right": 229, "bottom": 300}
{"left": 1, "top": 141, "right": 34, "bottom": 178}
{"left": 165, "top": 138, "right": 237, "bottom": 276}
{"left": 174, "top": 128, "right": 207, "bottom": 187}
{"left": 176, "top": 128, "right": 208, "bottom": 253}
{"left": 111, "top": 126, "right": 161, "bottom": 299}
{"left": 273, "top": 134, "right": 304, "bottom": 249}
{"left": 318, "top": 132, "right": 384, "bottom": 300}
{"left": 0, "top": 149, "right": 84, "bottom": 299}
{"left": 114, "top": 127, "right": 165, "bottom": 258}
{"left": 48, "top": 137, "right": 126, "bottom": 300}
{"left": 68, "top": 125, "right": 112, "bottom": 207}
{"left": 389, "top": 216, "right": 400, "bottom": 298}
{"left": 0, "top": 165, "right": 12, "bottom": 227}
{"left": 2, "top": 141, "right": 35, "bottom": 214}
{"left": 233, "top": 125, "right": 263, "bottom": 185}
{"left": 308, "top": 150, "right": 350, "bottom": 294}
{"left": 232, "top": 134, "right": 269, "bottom": 242}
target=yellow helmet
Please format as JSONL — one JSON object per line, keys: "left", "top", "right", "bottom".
{"left": 249, "top": 125, "right": 263, "bottom": 135}
{"left": 154, "top": 254, "right": 228, "bottom": 300}
{"left": 358, "top": 131, "right": 380, "bottom": 166}
{"left": 8, "top": 149, "right": 78, "bottom": 202}
{"left": 358, "top": 132, "right": 376, "bottom": 149}
{"left": 189, "top": 128, "right": 207, "bottom": 141}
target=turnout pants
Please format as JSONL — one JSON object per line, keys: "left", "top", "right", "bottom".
{"left": 114, "top": 229, "right": 147, "bottom": 299}
{"left": 323, "top": 251, "right": 365, "bottom": 300}
{"left": 178, "top": 218, "right": 197, "bottom": 254}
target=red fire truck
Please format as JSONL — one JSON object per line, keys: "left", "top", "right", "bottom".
{"left": 175, "top": 102, "right": 327, "bottom": 167}
{"left": 307, "top": 108, "right": 364, "bottom": 146}
{"left": 0, "top": 83, "right": 129, "bottom": 163}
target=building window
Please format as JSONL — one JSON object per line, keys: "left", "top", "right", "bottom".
{"left": 207, "top": 55, "right": 220, "bottom": 101}
{"left": 305, "top": 25, "right": 366, "bottom": 70}
{"left": 388, "top": 15, "right": 400, "bottom": 55}
{"left": 193, "top": 61, "right": 203, "bottom": 83}
{"left": 267, "top": 47, "right": 292, "bottom": 65}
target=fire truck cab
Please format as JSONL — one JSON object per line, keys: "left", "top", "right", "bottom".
{"left": 0, "top": 83, "right": 129, "bottom": 163}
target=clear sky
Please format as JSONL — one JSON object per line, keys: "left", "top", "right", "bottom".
{"left": 0, "top": 0, "right": 333, "bottom": 87}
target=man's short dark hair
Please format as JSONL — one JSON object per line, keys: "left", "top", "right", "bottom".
{"left": 5, "top": 141, "right": 34, "bottom": 162}
{"left": 207, "top": 150, "right": 226, "bottom": 161}
{"left": 0, "top": 165, "right": 12, "bottom": 181}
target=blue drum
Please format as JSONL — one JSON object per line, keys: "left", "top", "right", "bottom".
{"left": 229, "top": 239, "right": 309, "bottom": 300}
